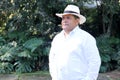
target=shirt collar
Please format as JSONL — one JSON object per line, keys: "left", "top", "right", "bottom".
{"left": 69, "top": 26, "right": 80, "bottom": 35}
{"left": 62, "top": 26, "right": 80, "bottom": 38}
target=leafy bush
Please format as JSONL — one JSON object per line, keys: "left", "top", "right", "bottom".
{"left": 96, "top": 35, "right": 120, "bottom": 72}
{"left": 15, "top": 58, "right": 35, "bottom": 73}
{"left": 0, "top": 62, "right": 13, "bottom": 73}
{"left": 0, "top": 37, "right": 50, "bottom": 73}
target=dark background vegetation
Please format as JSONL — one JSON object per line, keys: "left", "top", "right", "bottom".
{"left": 0, "top": 0, "right": 120, "bottom": 73}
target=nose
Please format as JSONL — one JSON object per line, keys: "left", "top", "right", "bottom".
{"left": 62, "top": 18, "right": 67, "bottom": 23}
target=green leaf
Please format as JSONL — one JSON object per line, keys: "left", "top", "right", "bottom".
{"left": 17, "top": 50, "right": 31, "bottom": 58}
{"left": 0, "top": 47, "right": 16, "bottom": 61}
{"left": 0, "top": 62, "right": 14, "bottom": 73}
{"left": 15, "top": 59, "right": 35, "bottom": 73}
{"left": 23, "top": 38, "right": 44, "bottom": 52}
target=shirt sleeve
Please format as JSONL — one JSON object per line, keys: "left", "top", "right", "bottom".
{"left": 82, "top": 36, "right": 101, "bottom": 80}
{"left": 49, "top": 39, "right": 58, "bottom": 80}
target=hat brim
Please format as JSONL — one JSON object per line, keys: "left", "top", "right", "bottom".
{"left": 56, "top": 13, "right": 86, "bottom": 24}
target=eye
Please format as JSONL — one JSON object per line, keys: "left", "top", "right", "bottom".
{"left": 66, "top": 16, "right": 70, "bottom": 19}
{"left": 62, "top": 15, "right": 71, "bottom": 20}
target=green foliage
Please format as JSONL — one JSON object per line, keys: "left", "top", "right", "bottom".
{"left": 0, "top": 36, "right": 6, "bottom": 46}
{"left": 15, "top": 58, "right": 35, "bottom": 73}
{"left": 97, "top": 35, "right": 120, "bottom": 72}
{"left": 97, "top": 0, "right": 120, "bottom": 37}
{"left": 0, "top": 62, "right": 14, "bottom": 73}
{"left": 0, "top": 47, "right": 16, "bottom": 61}
{"left": 23, "top": 38, "right": 43, "bottom": 52}
{"left": 0, "top": 37, "right": 48, "bottom": 73}
{"left": 0, "top": 0, "right": 53, "bottom": 73}
{"left": 17, "top": 50, "right": 32, "bottom": 58}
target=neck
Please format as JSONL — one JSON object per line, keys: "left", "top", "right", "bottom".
{"left": 63, "top": 27, "right": 76, "bottom": 37}
{"left": 64, "top": 31, "right": 69, "bottom": 37}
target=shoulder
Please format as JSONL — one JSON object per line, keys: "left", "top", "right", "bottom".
{"left": 51, "top": 31, "right": 63, "bottom": 43}
{"left": 78, "top": 28, "right": 96, "bottom": 42}
{"left": 53, "top": 31, "right": 62, "bottom": 40}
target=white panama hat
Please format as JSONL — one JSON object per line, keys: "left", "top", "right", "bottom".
{"left": 56, "top": 5, "right": 86, "bottom": 24}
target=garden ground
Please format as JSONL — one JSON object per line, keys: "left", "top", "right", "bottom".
{"left": 0, "top": 70, "right": 120, "bottom": 80}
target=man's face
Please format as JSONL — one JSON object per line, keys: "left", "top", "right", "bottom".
{"left": 61, "top": 14, "right": 79, "bottom": 33}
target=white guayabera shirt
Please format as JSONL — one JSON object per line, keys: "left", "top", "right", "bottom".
{"left": 49, "top": 26, "right": 101, "bottom": 80}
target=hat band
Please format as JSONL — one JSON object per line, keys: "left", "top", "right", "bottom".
{"left": 64, "top": 11, "right": 79, "bottom": 14}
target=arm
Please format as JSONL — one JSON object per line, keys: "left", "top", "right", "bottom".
{"left": 82, "top": 37, "right": 101, "bottom": 80}
{"left": 49, "top": 41, "right": 57, "bottom": 80}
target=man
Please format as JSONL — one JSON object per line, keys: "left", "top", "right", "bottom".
{"left": 49, "top": 4, "right": 101, "bottom": 80}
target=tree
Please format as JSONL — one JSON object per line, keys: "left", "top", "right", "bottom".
{"left": 96, "top": 0, "right": 119, "bottom": 37}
